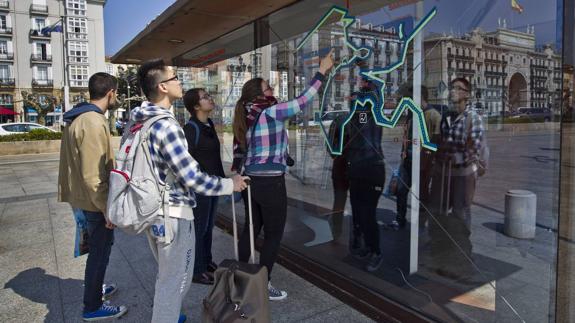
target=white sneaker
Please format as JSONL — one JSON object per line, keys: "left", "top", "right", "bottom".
{"left": 268, "top": 282, "right": 287, "bottom": 301}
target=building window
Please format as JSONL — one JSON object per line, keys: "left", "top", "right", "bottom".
{"left": 36, "top": 66, "right": 48, "bottom": 80}
{"left": 0, "top": 15, "right": 6, "bottom": 30}
{"left": 73, "top": 94, "right": 86, "bottom": 104}
{"left": 34, "top": 42, "right": 48, "bottom": 59}
{"left": 0, "top": 94, "right": 13, "bottom": 106}
{"left": 32, "top": 17, "right": 46, "bottom": 31}
{"left": 37, "top": 94, "right": 48, "bottom": 105}
{"left": 0, "top": 40, "right": 7, "bottom": 54}
{"left": 68, "top": 41, "right": 88, "bottom": 63}
{"left": 69, "top": 65, "right": 89, "bottom": 87}
{"left": 66, "top": 0, "right": 87, "bottom": 16}
{"left": 0, "top": 64, "right": 10, "bottom": 79}
{"left": 67, "top": 17, "right": 87, "bottom": 40}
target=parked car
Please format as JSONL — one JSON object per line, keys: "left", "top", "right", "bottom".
{"left": 510, "top": 107, "right": 552, "bottom": 122}
{"left": 0, "top": 122, "right": 57, "bottom": 136}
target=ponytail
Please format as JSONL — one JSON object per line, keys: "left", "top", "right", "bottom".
{"left": 232, "top": 77, "right": 264, "bottom": 149}
{"left": 233, "top": 99, "right": 248, "bottom": 149}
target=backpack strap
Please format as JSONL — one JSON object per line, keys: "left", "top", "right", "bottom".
{"left": 185, "top": 119, "right": 201, "bottom": 148}
{"left": 140, "top": 114, "right": 178, "bottom": 244}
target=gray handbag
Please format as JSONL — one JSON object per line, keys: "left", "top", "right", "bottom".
{"left": 202, "top": 182, "right": 270, "bottom": 323}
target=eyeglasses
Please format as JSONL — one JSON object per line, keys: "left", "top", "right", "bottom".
{"left": 452, "top": 85, "right": 469, "bottom": 92}
{"left": 200, "top": 93, "right": 212, "bottom": 100}
{"left": 159, "top": 75, "right": 179, "bottom": 84}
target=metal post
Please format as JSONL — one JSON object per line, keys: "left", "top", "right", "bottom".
{"left": 61, "top": 16, "right": 70, "bottom": 113}
{"left": 127, "top": 82, "right": 130, "bottom": 118}
{"left": 409, "top": 1, "right": 424, "bottom": 275}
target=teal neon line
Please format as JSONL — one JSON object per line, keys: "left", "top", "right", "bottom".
{"left": 296, "top": 6, "right": 438, "bottom": 155}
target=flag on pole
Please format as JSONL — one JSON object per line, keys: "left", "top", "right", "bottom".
{"left": 41, "top": 20, "right": 63, "bottom": 34}
{"left": 511, "top": 0, "right": 524, "bottom": 14}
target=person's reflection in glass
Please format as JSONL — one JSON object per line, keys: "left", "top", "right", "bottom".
{"left": 429, "top": 77, "right": 485, "bottom": 281}
{"left": 327, "top": 112, "right": 349, "bottom": 240}
{"left": 388, "top": 85, "right": 441, "bottom": 230}
{"left": 345, "top": 78, "right": 386, "bottom": 272}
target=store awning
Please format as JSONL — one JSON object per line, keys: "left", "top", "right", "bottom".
{"left": 0, "top": 107, "right": 18, "bottom": 115}
{"left": 111, "top": 0, "right": 299, "bottom": 65}
{"left": 111, "top": 0, "right": 389, "bottom": 67}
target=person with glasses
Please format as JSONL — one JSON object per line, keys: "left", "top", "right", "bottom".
{"left": 429, "top": 77, "right": 485, "bottom": 282}
{"left": 132, "top": 59, "right": 248, "bottom": 323}
{"left": 182, "top": 89, "right": 224, "bottom": 286}
{"left": 231, "top": 50, "right": 335, "bottom": 301}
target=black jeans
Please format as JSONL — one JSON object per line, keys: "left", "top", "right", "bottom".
{"left": 349, "top": 179, "right": 383, "bottom": 254}
{"left": 396, "top": 162, "right": 412, "bottom": 225}
{"left": 193, "top": 194, "right": 218, "bottom": 276}
{"left": 83, "top": 210, "right": 114, "bottom": 313}
{"left": 331, "top": 176, "right": 349, "bottom": 238}
{"left": 238, "top": 175, "right": 287, "bottom": 281}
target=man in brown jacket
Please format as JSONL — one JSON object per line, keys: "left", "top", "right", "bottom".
{"left": 58, "top": 72, "right": 127, "bottom": 321}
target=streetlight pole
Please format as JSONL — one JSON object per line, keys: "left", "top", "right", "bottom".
{"left": 126, "top": 82, "right": 130, "bottom": 119}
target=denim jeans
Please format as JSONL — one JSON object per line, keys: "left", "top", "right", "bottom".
{"left": 83, "top": 210, "right": 114, "bottom": 313}
{"left": 193, "top": 194, "right": 218, "bottom": 276}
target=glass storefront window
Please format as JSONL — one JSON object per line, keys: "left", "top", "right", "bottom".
{"left": 172, "top": 0, "right": 567, "bottom": 321}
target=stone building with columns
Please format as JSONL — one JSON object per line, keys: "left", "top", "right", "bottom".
{"left": 423, "top": 23, "right": 561, "bottom": 116}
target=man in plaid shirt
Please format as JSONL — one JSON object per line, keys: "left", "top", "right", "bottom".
{"left": 431, "top": 77, "right": 485, "bottom": 280}
{"left": 134, "top": 59, "right": 248, "bottom": 323}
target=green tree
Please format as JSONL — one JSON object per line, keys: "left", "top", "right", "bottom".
{"left": 110, "top": 66, "right": 144, "bottom": 135}
{"left": 21, "top": 91, "right": 61, "bottom": 126}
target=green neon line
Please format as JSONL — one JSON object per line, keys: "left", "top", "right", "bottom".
{"left": 297, "top": 6, "right": 438, "bottom": 155}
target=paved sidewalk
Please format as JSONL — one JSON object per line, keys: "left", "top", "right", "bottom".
{"left": 0, "top": 153, "right": 372, "bottom": 323}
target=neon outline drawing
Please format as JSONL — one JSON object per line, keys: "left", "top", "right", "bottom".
{"left": 296, "top": 6, "right": 438, "bottom": 155}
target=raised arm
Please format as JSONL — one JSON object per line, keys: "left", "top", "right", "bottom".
{"left": 264, "top": 49, "right": 335, "bottom": 121}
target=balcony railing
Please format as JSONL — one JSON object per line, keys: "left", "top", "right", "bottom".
{"left": 32, "top": 79, "right": 54, "bottom": 88}
{"left": 0, "top": 78, "right": 15, "bottom": 87}
{"left": 0, "top": 52, "right": 13, "bottom": 61}
{"left": 29, "top": 29, "right": 51, "bottom": 39}
{"left": 0, "top": 1, "right": 9, "bottom": 11}
{"left": 30, "top": 4, "right": 49, "bottom": 15}
{"left": 30, "top": 54, "right": 52, "bottom": 63}
{"left": 0, "top": 27, "right": 12, "bottom": 35}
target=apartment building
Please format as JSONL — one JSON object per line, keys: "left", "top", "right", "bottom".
{"left": 0, "top": 0, "right": 106, "bottom": 124}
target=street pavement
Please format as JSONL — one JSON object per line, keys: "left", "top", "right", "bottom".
{"left": 0, "top": 126, "right": 562, "bottom": 323}
{"left": 0, "top": 153, "right": 372, "bottom": 323}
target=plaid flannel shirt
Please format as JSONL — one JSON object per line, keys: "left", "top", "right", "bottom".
{"left": 132, "top": 102, "right": 233, "bottom": 207}
{"left": 441, "top": 107, "right": 484, "bottom": 167}
{"left": 233, "top": 72, "right": 324, "bottom": 174}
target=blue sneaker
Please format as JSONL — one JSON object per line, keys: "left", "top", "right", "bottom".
{"left": 102, "top": 283, "right": 117, "bottom": 300}
{"left": 82, "top": 303, "right": 127, "bottom": 321}
{"left": 268, "top": 282, "right": 287, "bottom": 301}
{"left": 178, "top": 313, "right": 187, "bottom": 323}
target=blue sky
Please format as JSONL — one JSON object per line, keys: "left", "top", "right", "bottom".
{"left": 361, "top": 0, "right": 560, "bottom": 47}
{"left": 104, "top": 0, "right": 561, "bottom": 57}
{"left": 104, "top": 0, "right": 176, "bottom": 56}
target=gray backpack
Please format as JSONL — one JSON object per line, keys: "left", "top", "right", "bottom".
{"left": 107, "top": 115, "right": 175, "bottom": 241}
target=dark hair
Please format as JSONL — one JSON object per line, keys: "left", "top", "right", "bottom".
{"left": 88, "top": 73, "right": 117, "bottom": 100}
{"left": 183, "top": 88, "right": 204, "bottom": 116}
{"left": 137, "top": 58, "right": 168, "bottom": 100}
{"left": 232, "top": 78, "right": 264, "bottom": 148}
{"left": 451, "top": 77, "right": 471, "bottom": 92}
{"left": 399, "top": 85, "right": 429, "bottom": 103}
